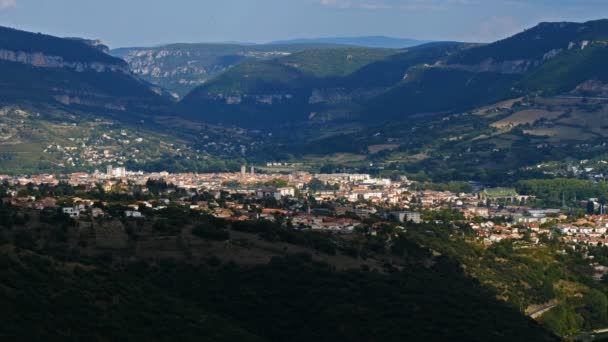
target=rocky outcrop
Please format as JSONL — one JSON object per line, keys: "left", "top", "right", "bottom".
{"left": 309, "top": 87, "right": 386, "bottom": 104}
{"left": 201, "top": 93, "right": 295, "bottom": 105}
{"left": 572, "top": 80, "right": 608, "bottom": 97}
{"left": 0, "top": 49, "right": 130, "bottom": 73}
{"left": 124, "top": 49, "right": 218, "bottom": 78}
{"left": 441, "top": 40, "right": 600, "bottom": 75}
{"left": 442, "top": 58, "right": 539, "bottom": 74}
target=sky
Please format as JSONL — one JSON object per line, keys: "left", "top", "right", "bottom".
{"left": 0, "top": 0, "right": 607, "bottom": 48}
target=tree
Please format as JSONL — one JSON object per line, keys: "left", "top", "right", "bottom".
{"left": 540, "top": 281, "right": 555, "bottom": 302}
{"left": 581, "top": 289, "right": 608, "bottom": 328}
{"left": 587, "top": 201, "right": 596, "bottom": 215}
{"left": 307, "top": 178, "right": 328, "bottom": 192}
{"left": 540, "top": 305, "right": 582, "bottom": 338}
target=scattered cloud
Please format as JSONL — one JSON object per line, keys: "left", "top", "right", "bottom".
{"left": 0, "top": 0, "right": 16, "bottom": 10}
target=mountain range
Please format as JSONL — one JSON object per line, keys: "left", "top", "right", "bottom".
{"left": 110, "top": 36, "right": 429, "bottom": 97}
{"left": 180, "top": 20, "right": 608, "bottom": 129}
{"left": 1, "top": 20, "right": 608, "bottom": 179}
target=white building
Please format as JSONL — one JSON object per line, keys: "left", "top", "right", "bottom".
{"left": 125, "top": 210, "right": 144, "bottom": 218}
{"left": 256, "top": 187, "right": 295, "bottom": 200}
{"left": 392, "top": 211, "right": 422, "bottom": 224}
{"left": 63, "top": 205, "right": 85, "bottom": 218}
{"left": 106, "top": 165, "right": 127, "bottom": 178}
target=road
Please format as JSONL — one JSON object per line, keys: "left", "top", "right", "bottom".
{"left": 528, "top": 304, "right": 558, "bottom": 319}
{"left": 556, "top": 95, "right": 608, "bottom": 101}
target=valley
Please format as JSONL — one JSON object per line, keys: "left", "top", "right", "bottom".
{"left": 3, "top": 14, "right": 608, "bottom": 341}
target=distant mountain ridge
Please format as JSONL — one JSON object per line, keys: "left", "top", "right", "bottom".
{"left": 270, "top": 36, "right": 431, "bottom": 48}
{"left": 2, "top": 20, "right": 608, "bottom": 177}
{"left": 110, "top": 42, "right": 351, "bottom": 97}
{"left": 179, "top": 45, "right": 455, "bottom": 127}
{"left": 179, "top": 19, "right": 608, "bottom": 127}
{"left": 109, "top": 37, "right": 429, "bottom": 97}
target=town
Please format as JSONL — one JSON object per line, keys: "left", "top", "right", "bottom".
{"left": 4, "top": 165, "right": 608, "bottom": 254}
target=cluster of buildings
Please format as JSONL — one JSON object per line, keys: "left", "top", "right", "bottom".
{"left": 5, "top": 167, "right": 608, "bottom": 248}
{"left": 41, "top": 125, "right": 158, "bottom": 168}
{"left": 555, "top": 216, "right": 608, "bottom": 246}
{"left": 465, "top": 209, "right": 608, "bottom": 248}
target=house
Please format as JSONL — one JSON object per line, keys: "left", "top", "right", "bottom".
{"left": 466, "top": 206, "right": 490, "bottom": 218}
{"left": 38, "top": 197, "right": 58, "bottom": 209}
{"left": 63, "top": 206, "right": 83, "bottom": 218}
{"left": 356, "top": 190, "right": 383, "bottom": 201}
{"left": 391, "top": 211, "right": 422, "bottom": 224}
{"left": 212, "top": 208, "right": 233, "bottom": 218}
{"left": 125, "top": 210, "right": 144, "bottom": 218}
{"left": 353, "top": 208, "right": 376, "bottom": 218}
{"left": 256, "top": 187, "right": 294, "bottom": 200}
{"left": 278, "top": 187, "right": 295, "bottom": 197}
{"left": 91, "top": 208, "right": 105, "bottom": 218}
{"left": 262, "top": 208, "right": 288, "bottom": 215}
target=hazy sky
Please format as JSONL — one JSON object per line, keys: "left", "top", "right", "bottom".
{"left": 0, "top": 0, "right": 607, "bottom": 48}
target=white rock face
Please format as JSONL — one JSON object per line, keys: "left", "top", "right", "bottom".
{"left": 572, "top": 80, "right": 608, "bottom": 97}
{"left": 445, "top": 58, "right": 538, "bottom": 74}
{"left": 0, "top": 49, "right": 130, "bottom": 74}
{"left": 308, "top": 88, "right": 385, "bottom": 105}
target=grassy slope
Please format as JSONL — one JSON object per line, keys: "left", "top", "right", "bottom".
{"left": 359, "top": 67, "right": 519, "bottom": 121}
{"left": 520, "top": 43, "right": 608, "bottom": 95}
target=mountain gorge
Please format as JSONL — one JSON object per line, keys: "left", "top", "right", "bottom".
{"left": 111, "top": 43, "right": 352, "bottom": 97}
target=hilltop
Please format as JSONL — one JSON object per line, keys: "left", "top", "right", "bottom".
{"left": 0, "top": 200, "right": 560, "bottom": 341}
{"left": 0, "top": 26, "right": 171, "bottom": 113}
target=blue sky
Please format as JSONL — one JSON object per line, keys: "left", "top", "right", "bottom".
{"left": 0, "top": 0, "right": 607, "bottom": 48}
